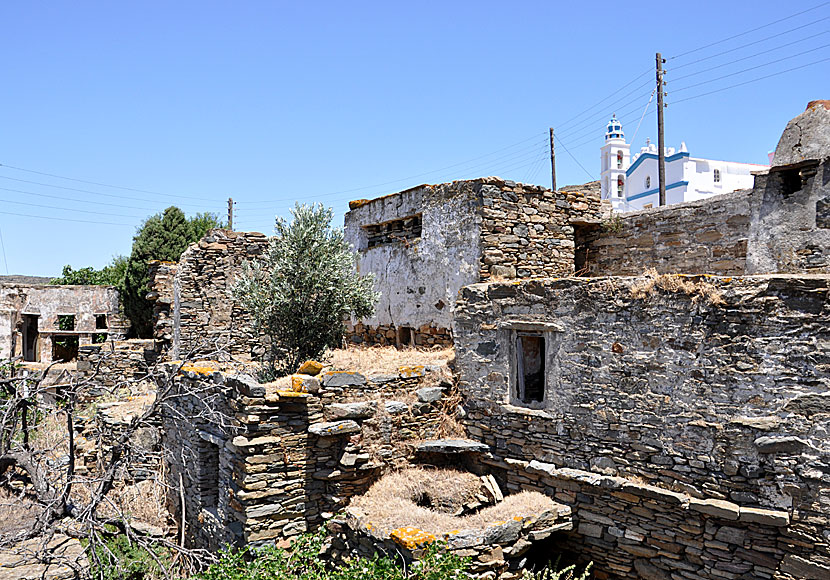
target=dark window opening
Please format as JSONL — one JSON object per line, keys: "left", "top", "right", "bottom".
{"left": 92, "top": 333, "right": 107, "bottom": 344}
{"left": 95, "top": 314, "right": 108, "bottom": 329}
{"left": 22, "top": 314, "right": 39, "bottom": 362}
{"left": 198, "top": 440, "right": 220, "bottom": 509}
{"left": 779, "top": 168, "right": 802, "bottom": 199}
{"left": 364, "top": 214, "right": 422, "bottom": 249}
{"left": 397, "top": 326, "right": 415, "bottom": 348}
{"left": 57, "top": 315, "right": 75, "bottom": 331}
{"left": 53, "top": 336, "right": 79, "bottom": 362}
{"left": 572, "top": 224, "right": 595, "bottom": 277}
{"left": 517, "top": 334, "right": 545, "bottom": 404}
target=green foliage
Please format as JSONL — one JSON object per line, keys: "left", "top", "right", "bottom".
{"left": 521, "top": 557, "right": 593, "bottom": 580}
{"left": 198, "top": 532, "right": 469, "bottom": 580}
{"left": 122, "top": 207, "right": 224, "bottom": 338}
{"left": 50, "top": 255, "right": 128, "bottom": 287}
{"left": 600, "top": 214, "right": 624, "bottom": 234}
{"left": 86, "top": 534, "right": 173, "bottom": 580}
{"left": 233, "top": 203, "right": 378, "bottom": 376}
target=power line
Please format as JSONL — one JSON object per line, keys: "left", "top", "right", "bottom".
{"left": 672, "top": 42, "right": 830, "bottom": 93}
{"left": 0, "top": 195, "right": 137, "bottom": 218}
{"left": 0, "top": 209, "right": 133, "bottom": 226}
{"left": 0, "top": 185, "right": 159, "bottom": 211}
{"left": 554, "top": 134, "right": 595, "bottom": 181}
{"left": 670, "top": 56, "right": 830, "bottom": 105}
{"left": 0, "top": 162, "right": 219, "bottom": 203}
{"left": 0, "top": 228, "right": 8, "bottom": 275}
{"left": 672, "top": 23, "right": 830, "bottom": 75}
{"left": 669, "top": 2, "right": 830, "bottom": 60}
{"left": 554, "top": 67, "right": 653, "bottom": 131}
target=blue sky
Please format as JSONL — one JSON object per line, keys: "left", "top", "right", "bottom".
{"left": 1, "top": 1, "right": 828, "bottom": 276}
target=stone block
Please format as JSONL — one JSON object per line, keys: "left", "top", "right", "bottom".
{"left": 754, "top": 435, "right": 808, "bottom": 454}
{"left": 738, "top": 507, "right": 789, "bottom": 527}
{"left": 327, "top": 401, "right": 377, "bottom": 420}
{"left": 415, "top": 439, "right": 489, "bottom": 454}
{"left": 385, "top": 401, "right": 409, "bottom": 415}
{"left": 320, "top": 371, "right": 367, "bottom": 387}
{"left": 298, "top": 360, "right": 324, "bottom": 375}
{"left": 689, "top": 498, "right": 740, "bottom": 521}
{"left": 309, "top": 420, "right": 361, "bottom": 437}
{"left": 416, "top": 387, "right": 444, "bottom": 403}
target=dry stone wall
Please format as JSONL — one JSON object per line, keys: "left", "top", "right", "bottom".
{"left": 453, "top": 275, "right": 830, "bottom": 579}
{"left": 163, "top": 363, "right": 457, "bottom": 549}
{"left": 579, "top": 189, "right": 752, "bottom": 276}
{"left": 172, "top": 229, "right": 269, "bottom": 361}
{"left": 147, "top": 260, "right": 177, "bottom": 351}
{"left": 76, "top": 339, "right": 157, "bottom": 397}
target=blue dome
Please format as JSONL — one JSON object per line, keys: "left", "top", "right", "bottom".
{"left": 605, "top": 114, "right": 625, "bottom": 140}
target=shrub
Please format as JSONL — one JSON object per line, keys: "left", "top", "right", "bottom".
{"left": 233, "top": 203, "right": 378, "bottom": 377}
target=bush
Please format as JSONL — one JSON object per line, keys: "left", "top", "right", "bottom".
{"left": 233, "top": 203, "right": 378, "bottom": 377}
{"left": 86, "top": 533, "right": 174, "bottom": 580}
{"left": 50, "top": 256, "right": 127, "bottom": 286}
{"left": 197, "top": 531, "right": 469, "bottom": 580}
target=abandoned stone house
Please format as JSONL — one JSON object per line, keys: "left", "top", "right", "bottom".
{"left": 0, "top": 283, "right": 122, "bottom": 363}
{"left": 102, "top": 101, "right": 830, "bottom": 580}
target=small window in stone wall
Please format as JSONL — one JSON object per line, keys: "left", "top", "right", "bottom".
{"left": 364, "top": 214, "right": 422, "bottom": 249}
{"left": 516, "top": 333, "right": 545, "bottom": 404}
{"left": 57, "top": 315, "right": 75, "bottom": 331}
{"left": 95, "top": 314, "right": 108, "bottom": 329}
{"left": 198, "top": 439, "right": 220, "bottom": 510}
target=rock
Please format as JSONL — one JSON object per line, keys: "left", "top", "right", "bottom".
{"left": 385, "top": 401, "right": 409, "bottom": 415}
{"left": 689, "top": 498, "right": 740, "bottom": 520}
{"left": 130, "top": 521, "right": 165, "bottom": 537}
{"left": 634, "top": 559, "right": 671, "bottom": 580}
{"left": 416, "top": 439, "right": 490, "bottom": 454}
{"left": 320, "top": 371, "right": 367, "bottom": 387}
{"left": 729, "top": 415, "right": 783, "bottom": 430}
{"left": 227, "top": 375, "right": 265, "bottom": 397}
{"left": 328, "top": 401, "right": 377, "bottom": 420}
{"left": 772, "top": 101, "right": 830, "bottom": 166}
{"left": 291, "top": 374, "right": 321, "bottom": 394}
{"left": 484, "top": 519, "right": 522, "bottom": 544}
{"left": 779, "top": 554, "right": 830, "bottom": 580}
{"left": 739, "top": 507, "right": 790, "bottom": 527}
{"left": 298, "top": 360, "right": 324, "bottom": 375}
{"left": 754, "top": 435, "right": 808, "bottom": 454}
{"left": 309, "top": 420, "right": 361, "bottom": 437}
{"left": 416, "top": 387, "right": 444, "bottom": 403}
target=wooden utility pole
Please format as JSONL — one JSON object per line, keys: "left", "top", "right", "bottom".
{"left": 656, "top": 52, "right": 666, "bottom": 206}
{"left": 227, "top": 197, "right": 234, "bottom": 231}
{"left": 549, "top": 128, "right": 557, "bottom": 192}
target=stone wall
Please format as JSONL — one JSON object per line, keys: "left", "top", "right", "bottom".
{"left": 453, "top": 275, "right": 830, "bottom": 579}
{"left": 147, "top": 261, "right": 177, "bottom": 351}
{"left": 163, "top": 363, "right": 457, "bottom": 549}
{"left": 172, "top": 229, "right": 269, "bottom": 361}
{"left": 76, "top": 339, "right": 157, "bottom": 397}
{"left": 579, "top": 189, "right": 752, "bottom": 276}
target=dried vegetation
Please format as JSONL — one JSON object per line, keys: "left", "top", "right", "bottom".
{"left": 629, "top": 268, "right": 726, "bottom": 305}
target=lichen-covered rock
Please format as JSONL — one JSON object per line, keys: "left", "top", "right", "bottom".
{"left": 309, "top": 420, "right": 361, "bottom": 437}
{"left": 298, "top": 360, "right": 324, "bottom": 376}
{"left": 320, "top": 371, "right": 367, "bottom": 387}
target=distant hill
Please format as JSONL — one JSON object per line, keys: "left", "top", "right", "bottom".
{"left": 0, "top": 275, "right": 54, "bottom": 285}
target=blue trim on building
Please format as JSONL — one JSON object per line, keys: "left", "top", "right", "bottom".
{"left": 626, "top": 151, "right": 690, "bottom": 176}
{"left": 627, "top": 181, "right": 689, "bottom": 201}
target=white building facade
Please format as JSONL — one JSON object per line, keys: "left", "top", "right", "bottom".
{"left": 600, "top": 117, "right": 768, "bottom": 211}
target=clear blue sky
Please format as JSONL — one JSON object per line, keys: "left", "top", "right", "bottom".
{"left": 1, "top": 1, "right": 828, "bottom": 276}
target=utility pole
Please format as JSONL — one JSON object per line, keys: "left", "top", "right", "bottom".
{"left": 549, "top": 128, "right": 557, "bottom": 192}
{"left": 227, "top": 197, "right": 234, "bottom": 231}
{"left": 656, "top": 52, "right": 666, "bottom": 206}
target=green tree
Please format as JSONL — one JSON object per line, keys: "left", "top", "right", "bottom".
{"left": 51, "top": 255, "right": 128, "bottom": 287}
{"left": 122, "top": 207, "right": 224, "bottom": 337}
{"left": 233, "top": 203, "right": 378, "bottom": 377}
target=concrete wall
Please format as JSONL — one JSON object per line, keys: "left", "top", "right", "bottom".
{"left": 0, "top": 284, "right": 119, "bottom": 362}
{"left": 453, "top": 275, "right": 830, "bottom": 579}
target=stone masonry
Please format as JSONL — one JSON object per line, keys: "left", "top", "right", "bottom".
{"left": 453, "top": 274, "right": 830, "bottom": 579}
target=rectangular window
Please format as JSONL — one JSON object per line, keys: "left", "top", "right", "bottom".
{"left": 364, "top": 214, "right": 422, "bottom": 249}
{"left": 57, "top": 315, "right": 75, "bottom": 331}
{"left": 95, "top": 314, "right": 108, "bottom": 329}
{"left": 516, "top": 333, "right": 545, "bottom": 404}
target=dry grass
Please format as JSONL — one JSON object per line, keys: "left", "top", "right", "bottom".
{"left": 349, "top": 467, "right": 555, "bottom": 536}
{"left": 629, "top": 268, "right": 725, "bottom": 305}
{"left": 323, "top": 345, "right": 454, "bottom": 375}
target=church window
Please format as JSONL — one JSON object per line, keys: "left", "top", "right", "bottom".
{"left": 713, "top": 169, "right": 721, "bottom": 183}
{"left": 617, "top": 176, "right": 624, "bottom": 196}
{"left": 616, "top": 151, "right": 623, "bottom": 169}
{"left": 645, "top": 175, "right": 651, "bottom": 188}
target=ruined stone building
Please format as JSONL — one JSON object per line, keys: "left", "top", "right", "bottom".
{"left": 343, "top": 178, "right": 601, "bottom": 346}
{"left": 118, "top": 101, "right": 830, "bottom": 580}
{"left": 0, "top": 283, "right": 121, "bottom": 363}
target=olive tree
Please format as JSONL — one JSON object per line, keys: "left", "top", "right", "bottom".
{"left": 233, "top": 203, "right": 378, "bottom": 376}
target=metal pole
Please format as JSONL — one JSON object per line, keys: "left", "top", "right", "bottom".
{"left": 656, "top": 53, "right": 666, "bottom": 206}
{"left": 228, "top": 197, "right": 234, "bottom": 231}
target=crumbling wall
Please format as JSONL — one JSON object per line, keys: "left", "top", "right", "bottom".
{"left": 147, "top": 261, "right": 177, "bottom": 351}
{"left": 454, "top": 275, "right": 830, "bottom": 579}
{"left": 163, "top": 364, "right": 456, "bottom": 548}
{"left": 172, "top": 229, "right": 269, "bottom": 361}
{"left": 580, "top": 189, "right": 752, "bottom": 276}
{"left": 76, "top": 339, "right": 157, "bottom": 397}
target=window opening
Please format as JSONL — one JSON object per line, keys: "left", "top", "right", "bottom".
{"left": 198, "top": 440, "right": 220, "bottom": 509}
{"left": 95, "top": 314, "right": 108, "bottom": 329}
{"left": 617, "top": 176, "right": 624, "bottom": 197}
{"left": 22, "top": 314, "right": 39, "bottom": 362}
{"left": 57, "top": 315, "right": 75, "bottom": 331}
{"left": 92, "top": 333, "right": 107, "bottom": 344}
{"left": 645, "top": 175, "right": 651, "bottom": 189}
{"left": 713, "top": 169, "right": 721, "bottom": 183}
{"left": 364, "top": 214, "right": 422, "bottom": 249}
{"left": 616, "top": 151, "right": 623, "bottom": 169}
{"left": 53, "top": 336, "right": 79, "bottom": 362}
{"left": 516, "top": 333, "right": 545, "bottom": 404}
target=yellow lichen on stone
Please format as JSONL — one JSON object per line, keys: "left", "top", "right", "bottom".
{"left": 398, "top": 365, "right": 425, "bottom": 378}
{"left": 276, "top": 390, "right": 309, "bottom": 399}
{"left": 291, "top": 375, "right": 308, "bottom": 392}
{"left": 390, "top": 527, "right": 436, "bottom": 550}
{"left": 349, "top": 199, "right": 371, "bottom": 210}
{"left": 298, "top": 360, "right": 324, "bottom": 375}
{"left": 179, "top": 364, "right": 216, "bottom": 376}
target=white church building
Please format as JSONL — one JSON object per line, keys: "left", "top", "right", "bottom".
{"left": 600, "top": 115, "right": 768, "bottom": 212}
